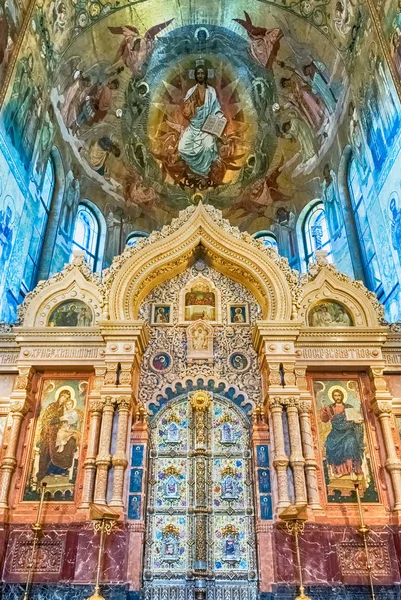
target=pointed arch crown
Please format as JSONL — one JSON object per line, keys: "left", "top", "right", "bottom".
{"left": 19, "top": 254, "right": 103, "bottom": 327}
{"left": 103, "top": 203, "right": 298, "bottom": 322}
{"left": 299, "top": 255, "right": 384, "bottom": 328}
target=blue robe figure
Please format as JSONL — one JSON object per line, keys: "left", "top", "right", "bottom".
{"left": 320, "top": 389, "right": 364, "bottom": 477}
{"left": 178, "top": 65, "right": 224, "bottom": 177}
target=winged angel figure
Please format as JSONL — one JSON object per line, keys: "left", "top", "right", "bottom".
{"left": 233, "top": 11, "right": 283, "bottom": 70}
{"left": 108, "top": 19, "right": 174, "bottom": 74}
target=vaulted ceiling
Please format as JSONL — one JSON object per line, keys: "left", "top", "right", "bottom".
{"left": 13, "top": 0, "right": 365, "bottom": 231}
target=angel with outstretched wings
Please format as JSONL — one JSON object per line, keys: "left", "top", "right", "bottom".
{"left": 233, "top": 11, "right": 282, "bottom": 70}
{"left": 108, "top": 19, "right": 174, "bottom": 74}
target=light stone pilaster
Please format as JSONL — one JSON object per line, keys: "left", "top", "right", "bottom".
{"left": 109, "top": 395, "right": 132, "bottom": 507}
{"left": 0, "top": 368, "right": 34, "bottom": 509}
{"left": 81, "top": 399, "right": 104, "bottom": 508}
{"left": 269, "top": 396, "right": 290, "bottom": 510}
{"left": 296, "top": 367, "right": 321, "bottom": 509}
{"left": 94, "top": 396, "right": 115, "bottom": 504}
{"left": 370, "top": 367, "right": 401, "bottom": 511}
{"left": 286, "top": 397, "right": 307, "bottom": 505}
{"left": 298, "top": 400, "right": 320, "bottom": 508}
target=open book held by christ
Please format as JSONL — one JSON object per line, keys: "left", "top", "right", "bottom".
{"left": 201, "top": 114, "right": 227, "bottom": 138}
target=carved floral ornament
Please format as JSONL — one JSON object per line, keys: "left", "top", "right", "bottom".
{"left": 16, "top": 203, "right": 383, "bottom": 329}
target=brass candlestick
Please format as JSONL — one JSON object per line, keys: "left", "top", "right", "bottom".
{"left": 354, "top": 483, "right": 376, "bottom": 600}
{"left": 279, "top": 505, "right": 310, "bottom": 600}
{"left": 86, "top": 504, "right": 120, "bottom": 600}
{"left": 22, "top": 482, "right": 47, "bottom": 600}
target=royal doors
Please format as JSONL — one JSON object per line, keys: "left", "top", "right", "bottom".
{"left": 143, "top": 391, "right": 257, "bottom": 600}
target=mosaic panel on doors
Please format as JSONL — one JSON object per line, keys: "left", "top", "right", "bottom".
{"left": 144, "top": 394, "right": 257, "bottom": 590}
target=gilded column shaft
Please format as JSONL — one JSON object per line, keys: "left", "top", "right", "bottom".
{"left": 94, "top": 397, "right": 115, "bottom": 504}
{"left": 190, "top": 391, "right": 211, "bottom": 575}
{"left": 110, "top": 396, "right": 132, "bottom": 507}
{"left": 269, "top": 397, "right": 290, "bottom": 510}
{"left": 286, "top": 398, "right": 307, "bottom": 505}
{"left": 81, "top": 401, "right": 104, "bottom": 508}
{"left": 298, "top": 402, "right": 320, "bottom": 508}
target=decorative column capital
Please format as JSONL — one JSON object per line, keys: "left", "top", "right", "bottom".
{"left": 372, "top": 400, "right": 393, "bottom": 416}
{"left": 116, "top": 395, "right": 132, "bottom": 412}
{"left": 9, "top": 400, "right": 30, "bottom": 415}
{"left": 285, "top": 396, "right": 300, "bottom": 410}
{"left": 14, "top": 367, "right": 35, "bottom": 393}
{"left": 103, "top": 395, "right": 116, "bottom": 409}
{"left": 89, "top": 400, "right": 105, "bottom": 415}
{"left": 268, "top": 396, "right": 284, "bottom": 410}
{"left": 298, "top": 400, "right": 312, "bottom": 415}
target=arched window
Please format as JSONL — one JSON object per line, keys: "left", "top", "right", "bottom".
{"left": 126, "top": 231, "right": 149, "bottom": 247}
{"left": 253, "top": 230, "right": 278, "bottom": 251}
{"left": 71, "top": 205, "right": 100, "bottom": 269}
{"left": 297, "top": 200, "right": 332, "bottom": 271}
{"left": 348, "top": 157, "right": 382, "bottom": 295}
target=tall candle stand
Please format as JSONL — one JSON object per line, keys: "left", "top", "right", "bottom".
{"left": 86, "top": 504, "right": 120, "bottom": 600}
{"left": 354, "top": 483, "right": 376, "bottom": 600}
{"left": 22, "top": 482, "right": 47, "bottom": 600}
{"left": 279, "top": 505, "right": 310, "bottom": 600}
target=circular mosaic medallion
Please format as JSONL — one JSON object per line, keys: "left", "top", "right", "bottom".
{"left": 228, "top": 352, "right": 250, "bottom": 373}
{"left": 150, "top": 352, "right": 173, "bottom": 373}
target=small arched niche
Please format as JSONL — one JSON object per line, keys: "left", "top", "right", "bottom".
{"left": 307, "top": 300, "right": 354, "bottom": 327}
{"left": 179, "top": 275, "right": 221, "bottom": 325}
{"left": 48, "top": 299, "right": 94, "bottom": 327}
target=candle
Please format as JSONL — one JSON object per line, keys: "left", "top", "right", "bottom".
{"left": 35, "top": 482, "right": 47, "bottom": 526}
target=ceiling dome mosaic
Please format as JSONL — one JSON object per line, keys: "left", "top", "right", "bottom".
{"left": 31, "top": 0, "right": 359, "bottom": 226}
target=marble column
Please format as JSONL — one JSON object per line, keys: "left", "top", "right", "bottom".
{"left": 298, "top": 400, "right": 320, "bottom": 508}
{"left": 286, "top": 397, "right": 307, "bottom": 505}
{"left": 110, "top": 395, "right": 132, "bottom": 507}
{"left": 81, "top": 400, "right": 104, "bottom": 508}
{"left": 269, "top": 396, "right": 290, "bottom": 510}
{"left": 0, "top": 368, "right": 34, "bottom": 509}
{"left": 94, "top": 396, "right": 115, "bottom": 504}
{"left": 370, "top": 367, "right": 401, "bottom": 511}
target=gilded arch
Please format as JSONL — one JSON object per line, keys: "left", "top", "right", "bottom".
{"left": 104, "top": 203, "right": 298, "bottom": 322}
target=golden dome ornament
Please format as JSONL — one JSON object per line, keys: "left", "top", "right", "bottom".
{"left": 190, "top": 390, "right": 211, "bottom": 411}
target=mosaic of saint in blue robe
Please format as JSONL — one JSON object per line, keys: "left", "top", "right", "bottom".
{"left": 320, "top": 388, "right": 364, "bottom": 477}
{"left": 178, "top": 65, "right": 224, "bottom": 177}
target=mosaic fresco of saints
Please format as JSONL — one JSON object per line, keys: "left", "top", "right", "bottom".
{"left": 314, "top": 379, "right": 379, "bottom": 503}
{"left": 24, "top": 379, "right": 87, "bottom": 501}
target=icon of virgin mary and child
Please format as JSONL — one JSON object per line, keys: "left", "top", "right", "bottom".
{"left": 35, "top": 387, "right": 81, "bottom": 485}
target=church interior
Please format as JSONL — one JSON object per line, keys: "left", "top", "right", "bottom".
{"left": 2, "top": 0, "right": 401, "bottom": 599}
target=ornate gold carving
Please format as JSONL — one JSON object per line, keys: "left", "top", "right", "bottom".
{"left": 190, "top": 391, "right": 211, "bottom": 412}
